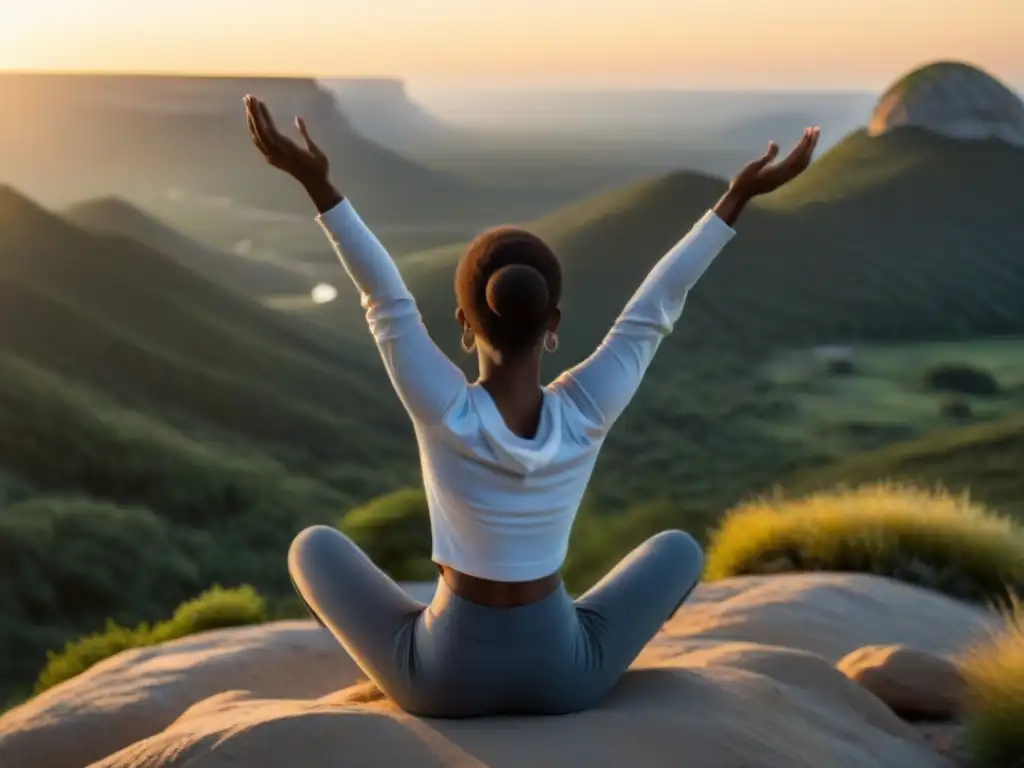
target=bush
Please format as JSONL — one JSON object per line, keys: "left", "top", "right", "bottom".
{"left": 338, "top": 488, "right": 436, "bottom": 580}
{"left": 961, "top": 598, "right": 1024, "bottom": 767}
{"left": 34, "top": 585, "right": 266, "bottom": 694}
{"left": 563, "top": 500, "right": 719, "bottom": 594}
{"left": 924, "top": 363, "right": 1000, "bottom": 396}
{"left": 704, "top": 484, "right": 1024, "bottom": 604}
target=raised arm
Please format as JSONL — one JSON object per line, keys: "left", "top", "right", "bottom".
{"left": 553, "top": 128, "right": 821, "bottom": 434}
{"left": 244, "top": 96, "right": 466, "bottom": 424}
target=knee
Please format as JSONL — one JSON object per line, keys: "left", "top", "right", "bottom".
{"left": 650, "top": 530, "right": 705, "bottom": 578}
{"left": 288, "top": 525, "right": 352, "bottom": 575}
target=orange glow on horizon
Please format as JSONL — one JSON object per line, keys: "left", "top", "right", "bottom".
{"left": 1, "top": 0, "right": 1020, "bottom": 90}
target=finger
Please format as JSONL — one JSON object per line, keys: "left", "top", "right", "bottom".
{"left": 257, "top": 100, "right": 285, "bottom": 148}
{"left": 296, "top": 117, "right": 326, "bottom": 159}
{"left": 779, "top": 129, "right": 814, "bottom": 168}
{"left": 247, "top": 96, "right": 276, "bottom": 151}
{"left": 750, "top": 141, "right": 779, "bottom": 171}
{"left": 245, "top": 98, "right": 272, "bottom": 157}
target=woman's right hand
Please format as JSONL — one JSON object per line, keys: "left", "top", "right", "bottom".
{"left": 245, "top": 95, "right": 342, "bottom": 213}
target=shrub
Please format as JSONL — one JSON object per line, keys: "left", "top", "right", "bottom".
{"left": 704, "top": 484, "right": 1024, "bottom": 604}
{"left": 961, "top": 598, "right": 1024, "bottom": 767}
{"left": 826, "top": 358, "right": 856, "bottom": 376}
{"left": 33, "top": 585, "right": 265, "bottom": 694}
{"left": 338, "top": 488, "right": 436, "bottom": 580}
{"left": 562, "top": 499, "right": 720, "bottom": 595}
{"left": 924, "top": 363, "right": 1000, "bottom": 396}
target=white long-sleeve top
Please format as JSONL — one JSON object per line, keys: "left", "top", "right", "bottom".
{"left": 318, "top": 199, "right": 735, "bottom": 582}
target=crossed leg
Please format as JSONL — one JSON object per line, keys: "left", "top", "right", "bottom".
{"left": 287, "top": 525, "right": 425, "bottom": 704}
{"left": 570, "top": 529, "right": 705, "bottom": 706}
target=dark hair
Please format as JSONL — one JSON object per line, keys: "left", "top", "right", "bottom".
{"left": 455, "top": 226, "right": 562, "bottom": 354}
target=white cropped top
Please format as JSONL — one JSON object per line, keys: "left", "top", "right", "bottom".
{"left": 318, "top": 199, "right": 735, "bottom": 582}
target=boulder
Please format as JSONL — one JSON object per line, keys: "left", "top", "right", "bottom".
{"left": 0, "top": 574, "right": 997, "bottom": 768}
{"left": 837, "top": 645, "right": 966, "bottom": 720}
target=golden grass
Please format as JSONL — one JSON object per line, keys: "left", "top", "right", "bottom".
{"left": 704, "top": 484, "right": 1024, "bottom": 604}
{"left": 960, "top": 599, "right": 1024, "bottom": 766}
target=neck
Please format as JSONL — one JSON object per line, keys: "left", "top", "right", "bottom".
{"left": 476, "top": 348, "right": 543, "bottom": 400}
{"left": 476, "top": 349, "right": 545, "bottom": 438}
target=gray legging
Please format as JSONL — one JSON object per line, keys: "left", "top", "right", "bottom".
{"left": 288, "top": 526, "right": 704, "bottom": 718}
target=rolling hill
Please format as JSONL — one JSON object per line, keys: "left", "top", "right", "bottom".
{"left": 0, "top": 184, "right": 419, "bottom": 698}
{"left": 782, "top": 409, "right": 1024, "bottom": 519}
{"left": 351, "top": 128, "right": 1024, "bottom": 369}
{"left": 311, "top": 70, "right": 1024, "bottom": 508}
{"left": 0, "top": 184, "right": 408, "bottom": 467}
{"left": 62, "top": 196, "right": 315, "bottom": 298}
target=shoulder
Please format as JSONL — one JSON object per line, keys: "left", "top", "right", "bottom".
{"left": 547, "top": 376, "right": 607, "bottom": 444}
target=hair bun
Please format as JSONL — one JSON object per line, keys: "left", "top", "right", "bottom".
{"left": 485, "top": 264, "right": 550, "bottom": 330}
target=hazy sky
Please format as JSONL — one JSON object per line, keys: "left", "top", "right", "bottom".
{"left": 3, "top": 0, "right": 1020, "bottom": 90}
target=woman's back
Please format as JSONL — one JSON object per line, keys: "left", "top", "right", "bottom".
{"left": 315, "top": 198, "right": 734, "bottom": 583}
{"left": 418, "top": 382, "right": 602, "bottom": 583}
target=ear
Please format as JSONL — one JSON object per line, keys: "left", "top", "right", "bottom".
{"left": 546, "top": 307, "right": 562, "bottom": 333}
{"left": 455, "top": 307, "right": 467, "bottom": 329}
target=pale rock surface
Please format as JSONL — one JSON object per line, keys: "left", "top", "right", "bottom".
{"left": 867, "top": 61, "right": 1024, "bottom": 147}
{"left": 0, "top": 574, "right": 998, "bottom": 768}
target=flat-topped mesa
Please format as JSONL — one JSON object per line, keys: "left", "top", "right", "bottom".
{"left": 0, "top": 73, "right": 345, "bottom": 120}
{"left": 867, "top": 61, "right": 1024, "bottom": 147}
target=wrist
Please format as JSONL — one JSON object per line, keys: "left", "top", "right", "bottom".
{"left": 713, "top": 187, "right": 751, "bottom": 227}
{"left": 300, "top": 176, "right": 343, "bottom": 215}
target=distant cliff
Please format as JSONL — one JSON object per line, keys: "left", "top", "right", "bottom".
{"left": 0, "top": 74, "right": 472, "bottom": 221}
{"left": 323, "top": 78, "right": 454, "bottom": 148}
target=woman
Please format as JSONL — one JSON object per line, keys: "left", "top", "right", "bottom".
{"left": 244, "top": 95, "right": 819, "bottom": 718}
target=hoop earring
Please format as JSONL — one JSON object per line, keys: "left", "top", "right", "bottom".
{"left": 543, "top": 331, "right": 559, "bottom": 353}
{"left": 460, "top": 329, "right": 476, "bottom": 353}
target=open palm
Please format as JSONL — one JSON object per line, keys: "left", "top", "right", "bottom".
{"left": 731, "top": 127, "right": 821, "bottom": 197}
{"left": 244, "top": 95, "right": 329, "bottom": 186}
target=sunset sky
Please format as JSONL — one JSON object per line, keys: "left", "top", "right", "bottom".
{"left": 2, "top": 0, "right": 1020, "bottom": 90}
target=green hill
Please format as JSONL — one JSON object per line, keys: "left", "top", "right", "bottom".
{"left": 347, "top": 130, "right": 1024, "bottom": 359}
{"left": 62, "top": 196, "right": 315, "bottom": 298}
{"left": 0, "top": 185, "right": 407, "bottom": 462}
{"left": 782, "top": 409, "right": 1024, "bottom": 519}
{"left": 0, "top": 184, "right": 422, "bottom": 699}
{"left": 306, "top": 130, "right": 1024, "bottom": 508}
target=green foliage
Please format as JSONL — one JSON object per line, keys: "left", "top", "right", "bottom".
{"left": 705, "top": 484, "right": 1024, "bottom": 604}
{"left": 562, "top": 500, "right": 719, "bottom": 594}
{"left": 34, "top": 585, "right": 265, "bottom": 695}
{"left": 785, "top": 410, "right": 1024, "bottom": 520}
{"left": 339, "top": 489, "right": 436, "bottom": 580}
{"left": 924, "top": 362, "right": 1000, "bottom": 396}
{"left": 961, "top": 598, "right": 1024, "bottom": 767}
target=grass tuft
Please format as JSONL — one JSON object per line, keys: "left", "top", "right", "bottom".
{"left": 961, "top": 598, "right": 1024, "bottom": 766}
{"left": 704, "top": 484, "right": 1024, "bottom": 604}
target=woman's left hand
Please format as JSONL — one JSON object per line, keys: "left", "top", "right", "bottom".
{"left": 729, "top": 126, "right": 820, "bottom": 199}
{"left": 244, "top": 95, "right": 330, "bottom": 188}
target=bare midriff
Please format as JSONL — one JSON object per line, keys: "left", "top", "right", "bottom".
{"left": 437, "top": 564, "right": 562, "bottom": 608}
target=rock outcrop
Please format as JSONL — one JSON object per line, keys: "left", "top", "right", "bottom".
{"left": 867, "top": 61, "right": 1024, "bottom": 147}
{"left": 0, "top": 574, "right": 996, "bottom": 768}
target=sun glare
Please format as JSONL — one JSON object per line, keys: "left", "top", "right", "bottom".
{"left": 311, "top": 283, "right": 338, "bottom": 305}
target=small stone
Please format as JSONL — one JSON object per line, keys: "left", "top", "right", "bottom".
{"left": 837, "top": 645, "right": 966, "bottom": 720}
